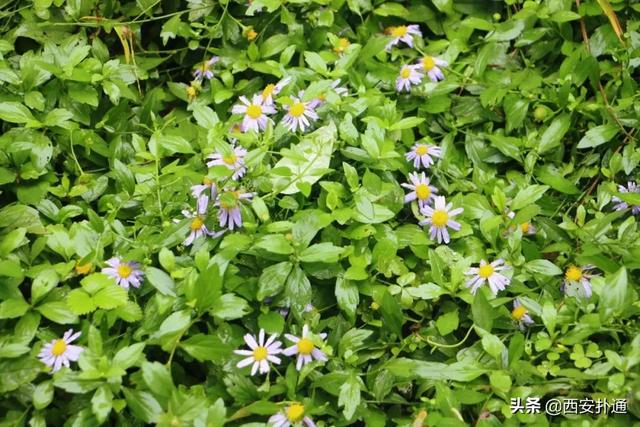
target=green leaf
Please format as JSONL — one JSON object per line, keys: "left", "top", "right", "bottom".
{"left": 211, "top": 294, "right": 251, "bottom": 320}
{"left": 91, "top": 385, "right": 113, "bottom": 423}
{"left": 33, "top": 380, "right": 54, "bottom": 410}
{"left": 380, "top": 290, "right": 403, "bottom": 336}
{"left": 92, "top": 285, "right": 128, "bottom": 310}
{"left": 257, "top": 261, "right": 292, "bottom": 301}
{"left": 511, "top": 185, "right": 549, "bottom": 210}
{"left": 253, "top": 234, "right": 293, "bottom": 255}
{"left": 577, "top": 124, "right": 618, "bottom": 149}
{"left": 36, "top": 301, "right": 78, "bottom": 324}
{"left": 145, "top": 267, "right": 176, "bottom": 297}
{"left": 180, "top": 334, "right": 232, "bottom": 363}
{"left": 67, "top": 289, "right": 97, "bottom": 315}
{"left": 599, "top": 267, "right": 633, "bottom": 318}
{"left": 298, "top": 242, "right": 344, "bottom": 263}
{"left": 338, "top": 373, "right": 361, "bottom": 420}
{"left": 481, "top": 333, "right": 506, "bottom": 360}
{"left": 112, "top": 343, "right": 145, "bottom": 371}
{"left": 471, "top": 290, "right": 493, "bottom": 332}
{"left": 387, "top": 358, "right": 488, "bottom": 381}
{"left": 0, "top": 358, "right": 42, "bottom": 393}
{"left": 141, "top": 362, "right": 174, "bottom": 402}
{"left": 373, "top": 2, "right": 408, "bottom": 17}
{"left": 0, "top": 298, "right": 30, "bottom": 319}
{"left": 123, "top": 389, "right": 162, "bottom": 424}
{"left": 525, "top": 259, "right": 562, "bottom": 276}
{"left": 304, "top": 51, "right": 327, "bottom": 74}
{"left": 538, "top": 114, "right": 571, "bottom": 153}
{"left": 285, "top": 266, "right": 311, "bottom": 317}
{"left": 0, "top": 102, "right": 36, "bottom": 124}
{"left": 270, "top": 123, "right": 336, "bottom": 195}
{"left": 388, "top": 117, "right": 424, "bottom": 131}
{"left": 335, "top": 276, "right": 359, "bottom": 321}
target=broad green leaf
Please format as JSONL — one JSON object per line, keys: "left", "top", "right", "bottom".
{"left": 257, "top": 261, "right": 292, "bottom": 301}
{"left": 577, "top": 124, "right": 618, "bottom": 149}
{"left": 538, "top": 114, "right": 571, "bottom": 153}
{"left": 145, "top": 267, "right": 176, "bottom": 297}
{"left": 270, "top": 123, "right": 336, "bottom": 195}
{"left": 387, "top": 358, "right": 488, "bottom": 381}
{"left": 180, "top": 334, "right": 232, "bottom": 364}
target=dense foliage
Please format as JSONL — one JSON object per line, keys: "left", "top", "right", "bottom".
{"left": 1, "top": 0, "right": 640, "bottom": 425}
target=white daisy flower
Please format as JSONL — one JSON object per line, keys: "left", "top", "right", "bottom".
{"left": 385, "top": 24, "right": 422, "bottom": 50}
{"left": 396, "top": 64, "right": 423, "bottom": 92}
{"left": 191, "top": 177, "right": 217, "bottom": 206}
{"left": 563, "top": 265, "right": 596, "bottom": 299}
{"left": 38, "top": 329, "right": 83, "bottom": 373}
{"left": 506, "top": 211, "right": 536, "bottom": 235}
{"left": 232, "top": 94, "right": 276, "bottom": 133}
{"left": 283, "top": 324, "right": 328, "bottom": 371}
{"left": 281, "top": 94, "right": 319, "bottom": 133}
{"left": 465, "top": 259, "right": 511, "bottom": 296}
{"left": 405, "top": 143, "right": 442, "bottom": 169}
{"left": 268, "top": 403, "right": 316, "bottom": 427}
{"left": 419, "top": 196, "right": 463, "bottom": 244}
{"left": 419, "top": 55, "right": 448, "bottom": 82}
{"left": 207, "top": 145, "right": 247, "bottom": 180}
{"left": 402, "top": 172, "right": 438, "bottom": 209}
{"left": 260, "top": 77, "right": 291, "bottom": 106}
{"left": 102, "top": 258, "right": 144, "bottom": 290}
{"left": 234, "top": 329, "right": 282, "bottom": 375}
{"left": 512, "top": 299, "right": 534, "bottom": 330}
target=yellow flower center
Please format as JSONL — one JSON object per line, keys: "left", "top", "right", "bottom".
{"left": 400, "top": 67, "right": 411, "bottom": 79}
{"left": 390, "top": 26, "right": 408, "bottom": 37}
{"left": 203, "top": 177, "right": 214, "bottom": 186}
{"left": 186, "top": 86, "right": 197, "bottom": 98}
{"left": 289, "top": 102, "right": 305, "bottom": 118}
{"left": 415, "top": 183, "right": 431, "bottom": 200}
{"left": 286, "top": 403, "right": 305, "bottom": 422}
{"left": 478, "top": 264, "right": 494, "bottom": 279}
{"left": 246, "top": 28, "right": 258, "bottom": 41}
{"left": 246, "top": 104, "right": 262, "bottom": 119}
{"left": 51, "top": 339, "right": 67, "bottom": 356}
{"left": 297, "top": 338, "right": 315, "bottom": 355}
{"left": 431, "top": 209, "right": 448, "bottom": 227}
{"left": 565, "top": 265, "right": 582, "bottom": 282}
{"left": 223, "top": 154, "right": 237, "bottom": 165}
{"left": 512, "top": 305, "right": 527, "bottom": 321}
{"left": 75, "top": 262, "right": 91, "bottom": 275}
{"left": 190, "top": 216, "right": 204, "bottom": 231}
{"left": 252, "top": 346, "right": 268, "bottom": 361}
{"left": 262, "top": 84, "right": 275, "bottom": 99}
{"left": 334, "top": 37, "right": 350, "bottom": 53}
{"left": 520, "top": 222, "right": 530, "bottom": 233}
{"left": 415, "top": 145, "right": 429, "bottom": 155}
{"left": 117, "top": 264, "right": 133, "bottom": 278}
{"left": 422, "top": 56, "right": 435, "bottom": 71}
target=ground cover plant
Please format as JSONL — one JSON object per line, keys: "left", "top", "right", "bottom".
{"left": 1, "top": 0, "right": 640, "bottom": 425}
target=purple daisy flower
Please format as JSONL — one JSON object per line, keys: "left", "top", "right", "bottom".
{"left": 102, "top": 258, "right": 144, "bottom": 290}
{"left": 611, "top": 181, "right": 640, "bottom": 215}
{"left": 216, "top": 189, "right": 254, "bottom": 230}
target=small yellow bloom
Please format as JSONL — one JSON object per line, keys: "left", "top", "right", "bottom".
{"left": 75, "top": 262, "right": 92, "bottom": 275}
{"left": 186, "top": 83, "right": 199, "bottom": 101}
{"left": 333, "top": 37, "right": 350, "bottom": 54}
{"left": 245, "top": 27, "right": 258, "bottom": 41}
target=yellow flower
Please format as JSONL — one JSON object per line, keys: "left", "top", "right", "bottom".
{"left": 75, "top": 261, "right": 92, "bottom": 275}
{"left": 333, "top": 37, "right": 350, "bottom": 54}
{"left": 245, "top": 27, "right": 258, "bottom": 41}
